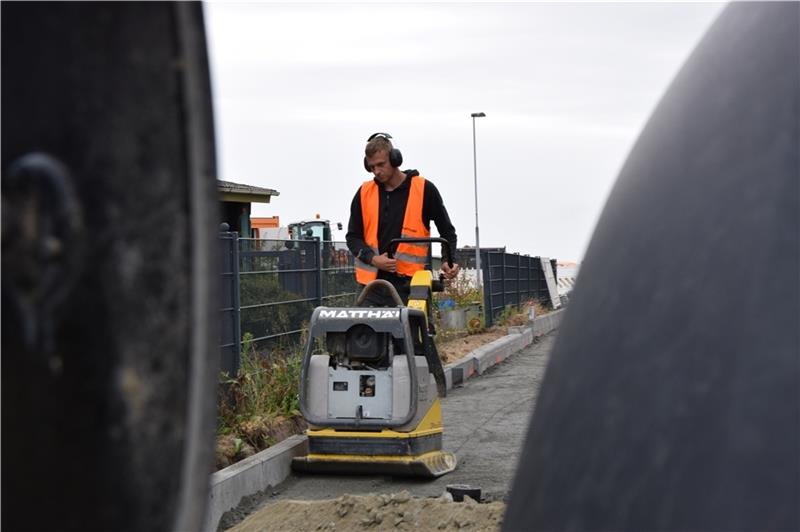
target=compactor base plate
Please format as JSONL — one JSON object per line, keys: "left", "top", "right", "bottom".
{"left": 292, "top": 450, "right": 457, "bottom": 478}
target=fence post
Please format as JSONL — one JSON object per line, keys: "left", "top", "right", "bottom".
{"left": 231, "top": 233, "right": 242, "bottom": 376}
{"left": 316, "top": 238, "right": 323, "bottom": 307}
{"left": 517, "top": 253, "right": 522, "bottom": 310}
{"left": 537, "top": 256, "right": 545, "bottom": 303}
{"left": 218, "top": 231, "right": 242, "bottom": 377}
{"left": 501, "top": 252, "right": 507, "bottom": 313}
{"left": 482, "top": 249, "right": 493, "bottom": 327}
{"left": 527, "top": 255, "right": 532, "bottom": 304}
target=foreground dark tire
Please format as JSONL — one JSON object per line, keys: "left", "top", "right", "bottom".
{"left": 505, "top": 4, "right": 799, "bottom": 531}
{"left": 2, "top": 3, "right": 219, "bottom": 531}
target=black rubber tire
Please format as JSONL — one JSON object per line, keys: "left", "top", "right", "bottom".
{"left": 2, "top": 3, "right": 219, "bottom": 531}
{"left": 505, "top": 4, "right": 799, "bottom": 531}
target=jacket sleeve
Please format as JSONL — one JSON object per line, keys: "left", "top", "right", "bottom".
{"left": 423, "top": 180, "right": 458, "bottom": 259}
{"left": 346, "top": 187, "right": 375, "bottom": 265}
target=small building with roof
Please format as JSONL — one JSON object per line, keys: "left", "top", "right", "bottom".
{"left": 218, "top": 180, "right": 279, "bottom": 236}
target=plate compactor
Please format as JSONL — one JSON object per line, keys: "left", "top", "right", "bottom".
{"left": 292, "top": 238, "right": 456, "bottom": 478}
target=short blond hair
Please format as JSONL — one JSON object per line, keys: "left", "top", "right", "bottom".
{"left": 365, "top": 136, "right": 393, "bottom": 159}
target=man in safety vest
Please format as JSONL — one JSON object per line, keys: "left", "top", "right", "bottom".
{"left": 346, "top": 132, "right": 460, "bottom": 306}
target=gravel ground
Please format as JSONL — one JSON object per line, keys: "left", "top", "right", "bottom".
{"left": 228, "top": 491, "right": 505, "bottom": 531}
{"left": 219, "top": 331, "right": 556, "bottom": 530}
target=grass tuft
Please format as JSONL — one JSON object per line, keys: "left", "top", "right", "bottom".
{"left": 216, "top": 333, "right": 306, "bottom": 469}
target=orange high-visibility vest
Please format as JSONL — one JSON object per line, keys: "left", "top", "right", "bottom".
{"left": 354, "top": 175, "right": 430, "bottom": 284}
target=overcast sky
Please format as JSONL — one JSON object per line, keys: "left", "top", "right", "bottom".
{"left": 204, "top": 1, "right": 725, "bottom": 261}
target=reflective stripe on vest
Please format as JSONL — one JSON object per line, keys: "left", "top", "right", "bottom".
{"left": 395, "top": 176, "right": 430, "bottom": 276}
{"left": 354, "top": 245, "right": 379, "bottom": 282}
{"left": 355, "top": 175, "right": 430, "bottom": 284}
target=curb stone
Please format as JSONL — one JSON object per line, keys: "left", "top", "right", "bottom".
{"left": 444, "top": 353, "right": 479, "bottom": 389}
{"left": 204, "top": 435, "right": 308, "bottom": 531}
{"left": 204, "top": 308, "right": 566, "bottom": 531}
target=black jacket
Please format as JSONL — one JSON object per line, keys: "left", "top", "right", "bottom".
{"left": 346, "top": 170, "right": 458, "bottom": 274}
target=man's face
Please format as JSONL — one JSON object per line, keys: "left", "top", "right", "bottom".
{"left": 366, "top": 150, "right": 392, "bottom": 183}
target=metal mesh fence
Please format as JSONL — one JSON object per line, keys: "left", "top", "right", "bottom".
{"left": 482, "top": 250, "right": 558, "bottom": 327}
{"left": 221, "top": 235, "right": 557, "bottom": 371}
{"left": 220, "top": 236, "right": 358, "bottom": 374}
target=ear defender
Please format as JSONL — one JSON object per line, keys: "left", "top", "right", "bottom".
{"left": 364, "top": 132, "right": 403, "bottom": 172}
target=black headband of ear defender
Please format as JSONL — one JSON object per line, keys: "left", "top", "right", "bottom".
{"left": 368, "top": 132, "right": 392, "bottom": 142}
{"left": 364, "top": 132, "right": 403, "bottom": 172}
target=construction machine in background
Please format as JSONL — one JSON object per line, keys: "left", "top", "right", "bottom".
{"left": 255, "top": 216, "right": 342, "bottom": 242}
{"left": 288, "top": 217, "right": 342, "bottom": 242}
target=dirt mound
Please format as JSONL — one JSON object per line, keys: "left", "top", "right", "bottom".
{"left": 437, "top": 329, "right": 507, "bottom": 364}
{"left": 228, "top": 491, "right": 505, "bottom": 531}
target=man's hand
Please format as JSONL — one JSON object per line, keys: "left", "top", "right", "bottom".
{"left": 441, "top": 262, "right": 460, "bottom": 280}
{"left": 371, "top": 253, "right": 397, "bottom": 273}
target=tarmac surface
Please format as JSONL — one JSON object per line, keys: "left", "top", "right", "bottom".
{"left": 220, "top": 331, "right": 556, "bottom": 529}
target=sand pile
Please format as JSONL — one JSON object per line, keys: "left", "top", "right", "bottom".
{"left": 228, "top": 490, "right": 504, "bottom": 531}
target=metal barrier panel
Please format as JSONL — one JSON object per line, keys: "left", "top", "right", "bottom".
{"left": 483, "top": 249, "right": 507, "bottom": 327}
{"left": 482, "top": 250, "right": 556, "bottom": 327}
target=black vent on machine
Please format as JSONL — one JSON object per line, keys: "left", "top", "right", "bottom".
{"left": 346, "top": 324, "right": 388, "bottom": 362}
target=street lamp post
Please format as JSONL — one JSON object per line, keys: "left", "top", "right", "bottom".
{"left": 471, "top": 112, "right": 486, "bottom": 292}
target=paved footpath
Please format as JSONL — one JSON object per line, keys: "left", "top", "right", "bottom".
{"left": 224, "top": 330, "right": 556, "bottom": 527}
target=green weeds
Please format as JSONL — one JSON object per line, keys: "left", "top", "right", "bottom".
{"left": 218, "top": 332, "right": 303, "bottom": 437}
{"left": 215, "top": 332, "right": 308, "bottom": 468}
